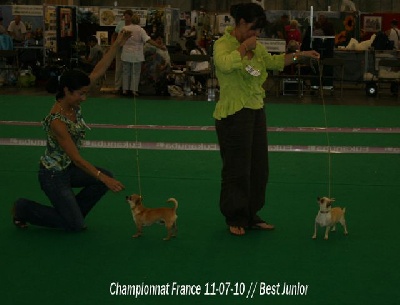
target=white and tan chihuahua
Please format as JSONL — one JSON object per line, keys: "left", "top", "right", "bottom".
{"left": 312, "top": 197, "right": 348, "bottom": 240}
{"left": 126, "top": 194, "right": 178, "bottom": 241}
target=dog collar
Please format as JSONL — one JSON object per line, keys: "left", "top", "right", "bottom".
{"left": 320, "top": 211, "right": 330, "bottom": 213}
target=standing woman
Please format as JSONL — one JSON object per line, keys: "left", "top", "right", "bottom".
{"left": 111, "top": 9, "right": 133, "bottom": 94}
{"left": 121, "top": 14, "right": 165, "bottom": 96}
{"left": 213, "top": 3, "right": 319, "bottom": 236}
{"left": 12, "top": 30, "right": 131, "bottom": 231}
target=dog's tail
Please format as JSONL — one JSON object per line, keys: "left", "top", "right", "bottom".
{"left": 342, "top": 207, "right": 346, "bottom": 214}
{"left": 167, "top": 198, "right": 178, "bottom": 210}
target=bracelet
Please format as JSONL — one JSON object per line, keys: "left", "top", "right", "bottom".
{"left": 293, "top": 51, "right": 303, "bottom": 62}
{"left": 96, "top": 170, "right": 102, "bottom": 180}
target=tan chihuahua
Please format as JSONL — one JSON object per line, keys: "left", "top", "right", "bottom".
{"left": 312, "top": 197, "right": 348, "bottom": 240}
{"left": 126, "top": 194, "right": 178, "bottom": 240}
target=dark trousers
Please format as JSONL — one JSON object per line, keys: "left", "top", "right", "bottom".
{"left": 215, "top": 108, "right": 269, "bottom": 227}
{"left": 15, "top": 164, "right": 111, "bottom": 231}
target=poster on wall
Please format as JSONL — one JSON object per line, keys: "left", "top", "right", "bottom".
{"left": 96, "top": 31, "right": 109, "bottom": 45}
{"left": 363, "top": 16, "right": 381, "bottom": 32}
{"left": 56, "top": 6, "right": 76, "bottom": 57}
{"left": 44, "top": 5, "right": 57, "bottom": 52}
{"left": 60, "top": 7, "right": 73, "bottom": 38}
{"left": 99, "top": 8, "right": 118, "bottom": 26}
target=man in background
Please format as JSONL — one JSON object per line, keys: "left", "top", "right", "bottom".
{"left": 80, "top": 35, "right": 103, "bottom": 73}
{"left": 8, "top": 15, "right": 26, "bottom": 43}
{"left": 272, "top": 14, "right": 289, "bottom": 40}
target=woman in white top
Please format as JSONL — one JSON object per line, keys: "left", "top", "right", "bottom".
{"left": 121, "top": 14, "right": 165, "bottom": 96}
{"left": 388, "top": 19, "right": 399, "bottom": 50}
{"left": 185, "top": 39, "right": 210, "bottom": 92}
{"left": 185, "top": 39, "right": 209, "bottom": 71}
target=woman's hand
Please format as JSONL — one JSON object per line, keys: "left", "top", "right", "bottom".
{"left": 242, "top": 36, "right": 257, "bottom": 51}
{"left": 300, "top": 50, "right": 320, "bottom": 60}
{"left": 100, "top": 174, "right": 125, "bottom": 193}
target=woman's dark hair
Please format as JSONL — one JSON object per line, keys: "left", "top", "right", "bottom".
{"left": 150, "top": 31, "right": 164, "bottom": 40}
{"left": 185, "top": 39, "right": 204, "bottom": 54}
{"left": 230, "top": 3, "right": 267, "bottom": 30}
{"left": 46, "top": 69, "right": 90, "bottom": 100}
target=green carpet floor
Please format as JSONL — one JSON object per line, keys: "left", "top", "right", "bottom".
{"left": 1, "top": 95, "right": 400, "bottom": 305}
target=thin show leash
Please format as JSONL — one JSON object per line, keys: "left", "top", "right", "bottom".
{"left": 314, "top": 58, "right": 332, "bottom": 198}
{"left": 133, "top": 94, "right": 143, "bottom": 197}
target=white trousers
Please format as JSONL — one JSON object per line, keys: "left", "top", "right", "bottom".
{"left": 122, "top": 61, "right": 141, "bottom": 92}
{"left": 114, "top": 46, "right": 122, "bottom": 90}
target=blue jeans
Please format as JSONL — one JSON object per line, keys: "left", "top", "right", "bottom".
{"left": 15, "top": 164, "right": 111, "bottom": 231}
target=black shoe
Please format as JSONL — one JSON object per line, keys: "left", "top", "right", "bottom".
{"left": 12, "top": 202, "right": 28, "bottom": 229}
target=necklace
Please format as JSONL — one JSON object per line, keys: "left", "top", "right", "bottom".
{"left": 57, "top": 103, "right": 75, "bottom": 116}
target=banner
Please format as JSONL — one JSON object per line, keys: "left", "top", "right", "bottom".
{"left": 12, "top": 5, "right": 43, "bottom": 16}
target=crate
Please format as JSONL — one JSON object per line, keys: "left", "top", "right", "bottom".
{"left": 282, "top": 79, "right": 303, "bottom": 95}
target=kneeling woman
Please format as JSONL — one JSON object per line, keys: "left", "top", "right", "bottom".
{"left": 12, "top": 31, "right": 131, "bottom": 231}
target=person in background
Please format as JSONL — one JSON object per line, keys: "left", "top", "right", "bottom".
{"left": 121, "top": 14, "right": 165, "bottom": 97}
{"left": 0, "top": 17, "right": 14, "bottom": 51}
{"left": 318, "top": 14, "right": 335, "bottom": 36}
{"left": 0, "top": 17, "right": 7, "bottom": 35}
{"left": 152, "top": 33, "right": 171, "bottom": 95}
{"left": 141, "top": 32, "right": 171, "bottom": 95}
{"left": 313, "top": 21, "right": 325, "bottom": 36}
{"left": 184, "top": 26, "right": 197, "bottom": 40}
{"left": 185, "top": 38, "right": 210, "bottom": 92}
{"left": 213, "top": 2, "right": 319, "bottom": 236}
{"left": 285, "top": 19, "right": 302, "bottom": 45}
{"left": 111, "top": 9, "right": 133, "bottom": 94}
{"left": 186, "top": 39, "right": 209, "bottom": 71}
{"left": 387, "top": 19, "right": 399, "bottom": 50}
{"left": 80, "top": 35, "right": 103, "bottom": 73}
{"left": 8, "top": 15, "right": 26, "bottom": 43}
{"left": 12, "top": 30, "right": 131, "bottom": 231}
{"left": 272, "top": 14, "right": 289, "bottom": 40}
{"left": 286, "top": 39, "right": 301, "bottom": 53}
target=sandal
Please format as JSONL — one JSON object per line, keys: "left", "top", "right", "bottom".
{"left": 249, "top": 222, "right": 275, "bottom": 231}
{"left": 12, "top": 203, "right": 28, "bottom": 229}
{"left": 229, "top": 226, "right": 245, "bottom": 236}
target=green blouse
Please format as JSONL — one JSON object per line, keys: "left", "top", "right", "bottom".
{"left": 213, "top": 26, "right": 285, "bottom": 120}
{"left": 40, "top": 108, "right": 87, "bottom": 171}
